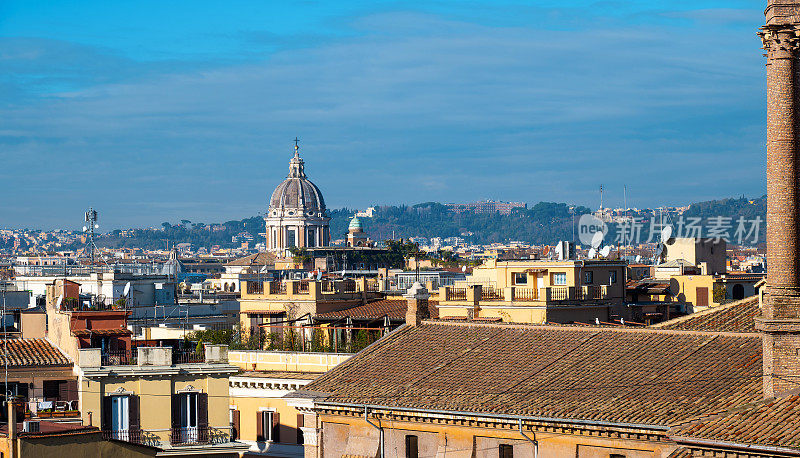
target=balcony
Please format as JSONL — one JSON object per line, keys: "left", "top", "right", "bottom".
{"left": 241, "top": 279, "right": 383, "bottom": 301}
{"left": 79, "top": 345, "right": 231, "bottom": 369}
{"left": 102, "top": 427, "right": 233, "bottom": 447}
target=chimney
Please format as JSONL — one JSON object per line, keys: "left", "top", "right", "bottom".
{"left": 8, "top": 397, "right": 17, "bottom": 458}
{"left": 404, "top": 282, "right": 430, "bottom": 326}
{"left": 758, "top": 7, "right": 800, "bottom": 398}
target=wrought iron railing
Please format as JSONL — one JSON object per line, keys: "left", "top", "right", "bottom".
{"left": 172, "top": 349, "right": 205, "bottom": 364}
{"left": 102, "top": 429, "right": 144, "bottom": 443}
{"left": 101, "top": 349, "right": 135, "bottom": 366}
{"left": 247, "top": 281, "right": 264, "bottom": 295}
{"left": 481, "top": 286, "right": 504, "bottom": 301}
{"left": 169, "top": 427, "right": 210, "bottom": 445}
{"left": 447, "top": 287, "right": 467, "bottom": 301}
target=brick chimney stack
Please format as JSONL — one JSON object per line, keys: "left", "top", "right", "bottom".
{"left": 404, "top": 282, "right": 430, "bottom": 327}
{"left": 759, "top": 1, "right": 800, "bottom": 398}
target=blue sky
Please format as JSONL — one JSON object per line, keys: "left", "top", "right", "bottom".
{"left": 0, "top": 0, "right": 766, "bottom": 229}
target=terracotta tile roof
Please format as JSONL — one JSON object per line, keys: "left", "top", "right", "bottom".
{"left": 315, "top": 299, "right": 439, "bottom": 321}
{"left": 226, "top": 252, "right": 276, "bottom": 266}
{"left": 305, "top": 322, "right": 763, "bottom": 426}
{"left": 652, "top": 297, "right": 760, "bottom": 333}
{"left": 666, "top": 448, "right": 691, "bottom": 458}
{"left": 671, "top": 395, "right": 800, "bottom": 453}
{"left": 0, "top": 338, "right": 71, "bottom": 367}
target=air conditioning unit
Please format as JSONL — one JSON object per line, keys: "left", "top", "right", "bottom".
{"left": 23, "top": 420, "right": 40, "bottom": 433}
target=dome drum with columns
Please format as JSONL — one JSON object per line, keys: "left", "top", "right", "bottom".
{"left": 265, "top": 142, "right": 330, "bottom": 256}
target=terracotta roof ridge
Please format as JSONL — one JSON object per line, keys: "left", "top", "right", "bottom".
{"left": 421, "top": 319, "right": 761, "bottom": 338}
{"left": 650, "top": 297, "right": 759, "bottom": 329}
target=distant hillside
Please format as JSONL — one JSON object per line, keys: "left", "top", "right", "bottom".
{"left": 82, "top": 196, "right": 767, "bottom": 250}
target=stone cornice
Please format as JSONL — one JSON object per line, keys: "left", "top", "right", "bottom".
{"left": 314, "top": 403, "right": 670, "bottom": 443}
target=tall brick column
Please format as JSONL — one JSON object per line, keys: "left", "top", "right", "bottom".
{"left": 758, "top": 16, "right": 800, "bottom": 398}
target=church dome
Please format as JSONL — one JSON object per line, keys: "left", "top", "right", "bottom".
{"left": 349, "top": 216, "right": 363, "bottom": 232}
{"left": 268, "top": 148, "right": 326, "bottom": 213}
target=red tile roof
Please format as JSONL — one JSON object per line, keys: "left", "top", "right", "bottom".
{"left": 315, "top": 299, "right": 439, "bottom": 320}
{"left": 651, "top": 297, "right": 760, "bottom": 333}
{"left": 305, "top": 322, "right": 763, "bottom": 426}
{"left": 671, "top": 395, "right": 800, "bottom": 453}
{"left": 0, "top": 338, "right": 71, "bottom": 367}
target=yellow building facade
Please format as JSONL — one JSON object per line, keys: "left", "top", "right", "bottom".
{"left": 437, "top": 259, "right": 627, "bottom": 324}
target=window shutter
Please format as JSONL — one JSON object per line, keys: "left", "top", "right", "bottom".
{"left": 102, "top": 396, "right": 112, "bottom": 431}
{"left": 256, "top": 411, "right": 264, "bottom": 441}
{"left": 197, "top": 393, "right": 208, "bottom": 429}
{"left": 170, "top": 394, "right": 180, "bottom": 430}
{"left": 272, "top": 411, "right": 280, "bottom": 443}
{"left": 129, "top": 395, "right": 140, "bottom": 432}
{"left": 65, "top": 380, "right": 78, "bottom": 402}
{"left": 232, "top": 409, "right": 240, "bottom": 441}
{"left": 197, "top": 393, "right": 208, "bottom": 442}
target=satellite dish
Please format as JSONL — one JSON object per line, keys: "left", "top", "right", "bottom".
{"left": 600, "top": 246, "right": 611, "bottom": 258}
{"left": 82, "top": 226, "right": 87, "bottom": 232}
{"left": 653, "top": 244, "right": 664, "bottom": 263}
{"left": 635, "top": 255, "right": 642, "bottom": 263}
{"left": 461, "top": 265, "right": 467, "bottom": 273}
{"left": 56, "top": 295, "right": 63, "bottom": 310}
{"left": 123, "top": 282, "right": 131, "bottom": 296}
{"left": 554, "top": 243, "right": 564, "bottom": 261}
{"left": 588, "top": 248, "right": 597, "bottom": 259}
{"left": 590, "top": 231, "right": 604, "bottom": 249}
{"left": 317, "top": 270, "right": 324, "bottom": 280}
{"left": 94, "top": 224, "right": 99, "bottom": 229}
{"left": 662, "top": 226, "right": 674, "bottom": 244}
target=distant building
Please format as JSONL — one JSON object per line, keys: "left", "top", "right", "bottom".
{"left": 445, "top": 199, "right": 526, "bottom": 215}
{"left": 265, "top": 143, "right": 330, "bottom": 257}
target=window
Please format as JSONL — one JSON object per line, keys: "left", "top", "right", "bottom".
{"left": 230, "top": 408, "right": 240, "bottom": 441}
{"left": 307, "top": 228, "right": 316, "bottom": 247}
{"left": 286, "top": 229, "right": 296, "bottom": 248}
{"left": 584, "top": 271, "right": 593, "bottom": 284}
{"left": 513, "top": 272, "right": 527, "bottom": 285}
{"left": 103, "top": 394, "right": 139, "bottom": 441}
{"left": 110, "top": 395, "right": 130, "bottom": 436}
{"left": 257, "top": 411, "right": 280, "bottom": 442}
{"left": 609, "top": 454, "right": 626, "bottom": 458}
{"left": 609, "top": 271, "right": 617, "bottom": 284}
{"left": 499, "top": 444, "right": 514, "bottom": 458}
{"left": 553, "top": 273, "right": 567, "bottom": 286}
{"left": 171, "top": 392, "right": 207, "bottom": 444}
{"left": 405, "top": 435, "right": 419, "bottom": 458}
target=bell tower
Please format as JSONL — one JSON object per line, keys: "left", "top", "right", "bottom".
{"left": 758, "top": 1, "right": 800, "bottom": 397}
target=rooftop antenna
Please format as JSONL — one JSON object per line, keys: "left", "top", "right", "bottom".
{"left": 599, "top": 184, "right": 604, "bottom": 212}
{"left": 83, "top": 208, "right": 99, "bottom": 270}
{"left": 623, "top": 185, "right": 628, "bottom": 259}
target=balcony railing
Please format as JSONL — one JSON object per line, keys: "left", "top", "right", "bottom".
{"left": 514, "top": 287, "right": 538, "bottom": 302}
{"left": 298, "top": 281, "right": 310, "bottom": 294}
{"left": 101, "top": 349, "right": 135, "bottom": 366}
{"left": 446, "top": 287, "right": 467, "bottom": 301}
{"left": 172, "top": 348, "right": 205, "bottom": 364}
{"left": 103, "top": 427, "right": 230, "bottom": 447}
{"left": 102, "top": 429, "right": 145, "bottom": 444}
{"left": 246, "top": 281, "right": 264, "bottom": 295}
{"left": 481, "top": 286, "right": 504, "bottom": 301}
